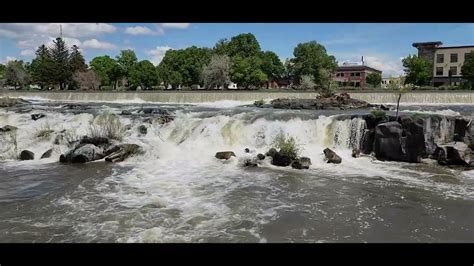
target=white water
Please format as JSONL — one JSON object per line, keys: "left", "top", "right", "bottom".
{"left": 1, "top": 102, "right": 473, "bottom": 242}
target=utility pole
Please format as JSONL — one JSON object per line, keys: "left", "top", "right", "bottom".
{"left": 59, "top": 24, "right": 63, "bottom": 38}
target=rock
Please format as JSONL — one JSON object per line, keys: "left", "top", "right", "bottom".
{"left": 257, "top": 153, "right": 266, "bottom": 160}
{"left": 373, "top": 117, "right": 425, "bottom": 163}
{"left": 244, "top": 148, "right": 250, "bottom": 153}
{"left": 40, "top": 148, "right": 53, "bottom": 159}
{"left": 142, "top": 115, "right": 174, "bottom": 125}
{"left": 104, "top": 144, "right": 143, "bottom": 163}
{"left": 380, "top": 105, "right": 390, "bottom": 111}
{"left": 80, "top": 136, "right": 110, "bottom": 147}
{"left": 215, "top": 151, "right": 236, "bottom": 160}
{"left": 121, "top": 110, "right": 132, "bottom": 115}
{"left": 0, "top": 125, "right": 18, "bottom": 132}
{"left": 271, "top": 152, "right": 292, "bottom": 167}
{"left": 265, "top": 148, "right": 277, "bottom": 158}
{"left": 323, "top": 148, "right": 342, "bottom": 164}
{"left": 104, "top": 145, "right": 121, "bottom": 157}
{"left": 352, "top": 148, "right": 361, "bottom": 158}
{"left": 291, "top": 157, "right": 311, "bottom": 169}
{"left": 242, "top": 158, "right": 258, "bottom": 167}
{"left": 138, "top": 125, "right": 148, "bottom": 135}
{"left": 19, "top": 150, "right": 34, "bottom": 160}
{"left": 60, "top": 144, "right": 104, "bottom": 163}
{"left": 140, "top": 108, "right": 170, "bottom": 115}
{"left": 0, "top": 97, "right": 29, "bottom": 107}
{"left": 31, "top": 113, "right": 46, "bottom": 121}
{"left": 434, "top": 142, "right": 472, "bottom": 166}
{"left": 269, "top": 94, "right": 371, "bottom": 110}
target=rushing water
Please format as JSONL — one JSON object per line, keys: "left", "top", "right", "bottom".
{"left": 1, "top": 99, "right": 474, "bottom": 243}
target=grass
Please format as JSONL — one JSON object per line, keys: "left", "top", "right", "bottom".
{"left": 89, "top": 112, "right": 124, "bottom": 141}
{"left": 36, "top": 123, "right": 54, "bottom": 140}
{"left": 272, "top": 132, "right": 300, "bottom": 160}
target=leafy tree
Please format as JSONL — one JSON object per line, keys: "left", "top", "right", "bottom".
{"left": 5, "top": 60, "right": 30, "bottom": 89}
{"left": 69, "top": 45, "right": 87, "bottom": 73}
{"left": 213, "top": 38, "right": 229, "bottom": 55}
{"left": 157, "top": 46, "right": 212, "bottom": 87}
{"left": 402, "top": 55, "right": 432, "bottom": 86}
{"left": 461, "top": 52, "right": 474, "bottom": 86}
{"left": 73, "top": 70, "right": 101, "bottom": 90}
{"left": 299, "top": 75, "right": 315, "bottom": 90}
{"left": 49, "top": 37, "right": 72, "bottom": 90}
{"left": 116, "top": 49, "right": 138, "bottom": 82}
{"left": 202, "top": 54, "right": 231, "bottom": 89}
{"left": 29, "top": 45, "right": 54, "bottom": 89}
{"left": 260, "top": 51, "right": 284, "bottom": 86}
{"left": 0, "top": 64, "right": 5, "bottom": 79}
{"left": 366, "top": 72, "right": 382, "bottom": 88}
{"left": 290, "top": 41, "right": 337, "bottom": 87}
{"left": 231, "top": 55, "right": 268, "bottom": 88}
{"left": 129, "top": 60, "right": 159, "bottom": 90}
{"left": 90, "top": 56, "right": 122, "bottom": 89}
{"left": 225, "top": 33, "right": 261, "bottom": 58}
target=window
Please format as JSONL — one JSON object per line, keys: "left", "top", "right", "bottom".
{"left": 355, "top": 72, "right": 360, "bottom": 76}
{"left": 450, "top": 53, "right": 458, "bottom": 63}
{"left": 350, "top": 72, "right": 355, "bottom": 76}
{"left": 449, "top": 66, "right": 457, "bottom": 76}
{"left": 466, "top": 53, "right": 473, "bottom": 61}
{"left": 436, "top": 67, "right": 443, "bottom": 76}
{"left": 436, "top": 54, "right": 444, "bottom": 63}
{"left": 337, "top": 73, "right": 344, "bottom": 77}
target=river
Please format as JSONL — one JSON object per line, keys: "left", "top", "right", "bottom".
{"left": 0, "top": 97, "right": 473, "bottom": 242}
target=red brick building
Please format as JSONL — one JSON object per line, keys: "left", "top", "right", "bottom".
{"left": 332, "top": 65, "right": 382, "bottom": 89}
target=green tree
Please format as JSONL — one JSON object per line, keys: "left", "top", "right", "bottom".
{"left": 5, "top": 60, "right": 30, "bottom": 89}
{"left": 29, "top": 45, "right": 54, "bottom": 89}
{"left": 116, "top": 49, "right": 138, "bottom": 82}
{"left": 90, "top": 56, "right": 122, "bottom": 89}
{"left": 69, "top": 45, "right": 87, "bottom": 73}
{"left": 402, "top": 55, "right": 432, "bottom": 86}
{"left": 129, "top": 60, "right": 159, "bottom": 90}
{"left": 260, "top": 51, "right": 284, "bottom": 87}
{"left": 49, "top": 37, "right": 72, "bottom": 90}
{"left": 299, "top": 75, "right": 315, "bottom": 90}
{"left": 0, "top": 64, "right": 5, "bottom": 79}
{"left": 461, "top": 52, "right": 474, "bottom": 86}
{"left": 226, "top": 33, "right": 261, "bottom": 58}
{"left": 366, "top": 72, "right": 382, "bottom": 88}
{"left": 231, "top": 55, "right": 268, "bottom": 89}
{"left": 290, "top": 41, "right": 337, "bottom": 87}
{"left": 202, "top": 54, "right": 231, "bottom": 89}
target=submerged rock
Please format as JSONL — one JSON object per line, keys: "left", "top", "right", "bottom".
{"left": 40, "top": 148, "right": 53, "bottom": 159}
{"left": 323, "top": 148, "right": 341, "bottom": 164}
{"left": 352, "top": 148, "right": 361, "bottom": 158}
{"left": 265, "top": 148, "right": 277, "bottom": 158}
{"left": 138, "top": 125, "right": 148, "bottom": 135}
{"left": 19, "top": 150, "right": 34, "bottom": 160}
{"left": 257, "top": 153, "right": 266, "bottom": 160}
{"left": 291, "top": 157, "right": 311, "bottom": 169}
{"left": 271, "top": 152, "right": 292, "bottom": 167}
{"left": 215, "top": 151, "right": 236, "bottom": 160}
{"left": 104, "top": 144, "right": 143, "bottom": 163}
{"left": 0, "top": 125, "right": 18, "bottom": 132}
{"left": 0, "top": 97, "right": 29, "bottom": 107}
{"left": 121, "top": 110, "right": 132, "bottom": 115}
{"left": 31, "top": 113, "right": 46, "bottom": 121}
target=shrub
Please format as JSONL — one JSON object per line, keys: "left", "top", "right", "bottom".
{"left": 371, "top": 110, "right": 387, "bottom": 120}
{"left": 36, "top": 123, "right": 54, "bottom": 140}
{"left": 272, "top": 132, "right": 300, "bottom": 160}
{"left": 89, "top": 112, "right": 124, "bottom": 141}
{"left": 299, "top": 75, "right": 316, "bottom": 90}
{"left": 254, "top": 99, "right": 265, "bottom": 107}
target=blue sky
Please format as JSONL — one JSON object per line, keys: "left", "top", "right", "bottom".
{"left": 1, "top": 23, "right": 473, "bottom": 77}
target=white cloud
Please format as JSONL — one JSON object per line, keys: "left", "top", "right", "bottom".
{"left": 147, "top": 46, "right": 172, "bottom": 65}
{"left": 20, "top": 50, "right": 34, "bottom": 56}
{"left": 160, "top": 23, "right": 190, "bottom": 29}
{"left": 335, "top": 52, "right": 404, "bottom": 77}
{"left": 82, "top": 39, "right": 117, "bottom": 50}
{"left": 124, "top": 26, "right": 159, "bottom": 35}
{"left": 2, "top": 56, "right": 17, "bottom": 64}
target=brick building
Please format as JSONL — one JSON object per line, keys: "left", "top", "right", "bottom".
{"left": 332, "top": 65, "right": 382, "bottom": 89}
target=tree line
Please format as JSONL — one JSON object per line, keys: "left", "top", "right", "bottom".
{"left": 0, "top": 33, "right": 338, "bottom": 91}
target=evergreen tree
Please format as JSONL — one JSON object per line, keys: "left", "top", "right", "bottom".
{"left": 49, "top": 37, "right": 72, "bottom": 89}
{"left": 29, "top": 45, "right": 53, "bottom": 89}
{"left": 69, "top": 45, "right": 87, "bottom": 73}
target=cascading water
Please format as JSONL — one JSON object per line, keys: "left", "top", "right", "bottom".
{"left": 1, "top": 100, "right": 474, "bottom": 243}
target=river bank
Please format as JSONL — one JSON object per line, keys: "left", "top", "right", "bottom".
{"left": 2, "top": 91, "right": 474, "bottom": 104}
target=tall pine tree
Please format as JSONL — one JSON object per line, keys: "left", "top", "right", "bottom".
{"left": 49, "top": 37, "right": 71, "bottom": 90}
{"left": 30, "top": 45, "right": 53, "bottom": 89}
{"left": 69, "top": 45, "right": 87, "bottom": 73}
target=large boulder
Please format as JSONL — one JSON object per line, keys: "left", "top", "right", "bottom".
{"left": 19, "top": 150, "right": 34, "bottom": 160}
{"left": 374, "top": 117, "right": 425, "bottom": 163}
{"left": 434, "top": 142, "right": 472, "bottom": 166}
{"left": 60, "top": 144, "right": 104, "bottom": 163}
{"left": 323, "top": 148, "right": 341, "bottom": 164}
{"left": 271, "top": 152, "right": 292, "bottom": 167}
{"left": 215, "top": 151, "right": 236, "bottom": 160}
{"left": 291, "top": 157, "right": 311, "bottom": 169}
{"left": 104, "top": 144, "right": 143, "bottom": 163}
{"left": 40, "top": 148, "right": 53, "bottom": 159}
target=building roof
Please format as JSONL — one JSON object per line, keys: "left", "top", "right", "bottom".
{"left": 436, "top": 45, "right": 474, "bottom": 50}
{"left": 412, "top": 41, "right": 443, "bottom": 48}
{"left": 337, "top": 65, "right": 382, "bottom": 73}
